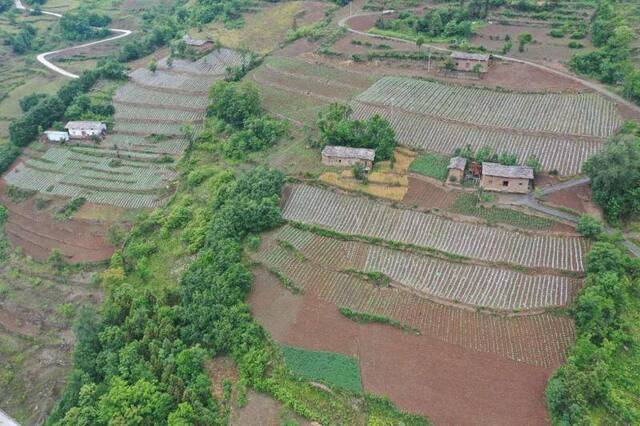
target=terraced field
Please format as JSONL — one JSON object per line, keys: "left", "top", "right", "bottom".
{"left": 157, "top": 48, "right": 247, "bottom": 75}
{"left": 356, "top": 77, "right": 622, "bottom": 137}
{"left": 254, "top": 242, "right": 575, "bottom": 368}
{"left": 274, "top": 225, "right": 581, "bottom": 311}
{"left": 352, "top": 103, "right": 602, "bottom": 176}
{"left": 282, "top": 185, "right": 589, "bottom": 272}
{"left": 4, "top": 147, "right": 176, "bottom": 208}
{"left": 351, "top": 77, "right": 624, "bottom": 175}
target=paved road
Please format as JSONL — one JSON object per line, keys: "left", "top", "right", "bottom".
{"left": 0, "top": 409, "right": 19, "bottom": 426}
{"left": 14, "top": 0, "right": 132, "bottom": 79}
{"left": 337, "top": 11, "right": 640, "bottom": 116}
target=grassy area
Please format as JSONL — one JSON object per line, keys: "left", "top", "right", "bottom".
{"left": 195, "top": 1, "right": 307, "bottom": 54}
{"left": 368, "top": 27, "right": 451, "bottom": 44}
{"left": 450, "top": 193, "right": 557, "bottom": 230}
{"left": 281, "top": 345, "right": 363, "bottom": 394}
{"left": 409, "top": 152, "right": 449, "bottom": 181}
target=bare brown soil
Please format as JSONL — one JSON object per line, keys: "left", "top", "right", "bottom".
{"left": 402, "top": 175, "right": 457, "bottom": 210}
{"left": 544, "top": 183, "right": 602, "bottom": 217}
{"left": 472, "top": 23, "right": 594, "bottom": 70}
{"left": 0, "top": 181, "right": 116, "bottom": 263}
{"left": 250, "top": 266, "right": 554, "bottom": 425}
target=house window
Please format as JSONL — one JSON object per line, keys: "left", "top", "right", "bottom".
{"left": 502, "top": 180, "right": 509, "bottom": 187}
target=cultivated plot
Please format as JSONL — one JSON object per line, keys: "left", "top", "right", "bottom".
{"left": 275, "top": 225, "right": 581, "bottom": 311}
{"left": 254, "top": 243, "right": 575, "bottom": 368}
{"left": 282, "top": 185, "right": 589, "bottom": 272}
{"left": 356, "top": 77, "right": 622, "bottom": 137}
{"left": 4, "top": 147, "right": 176, "bottom": 208}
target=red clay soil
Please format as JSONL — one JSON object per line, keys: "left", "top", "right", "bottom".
{"left": 250, "top": 267, "right": 554, "bottom": 426}
{"left": 544, "top": 183, "right": 602, "bottom": 217}
{"left": 402, "top": 176, "right": 458, "bottom": 210}
{"left": 0, "top": 184, "right": 115, "bottom": 263}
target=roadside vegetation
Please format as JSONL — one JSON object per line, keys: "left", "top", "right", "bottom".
{"left": 570, "top": 0, "right": 640, "bottom": 105}
{"left": 546, "top": 240, "right": 640, "bottom": 423}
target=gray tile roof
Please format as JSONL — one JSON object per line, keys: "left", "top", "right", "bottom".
{"left": 321, "top": 145, "right": 376, "bottom": 161}
{"left": 448, "top": 156, "right": 466, "bottom": 170}
{"left": 65, "top": 121, "right": 106, "bottom": 131}
{"left": 482, "top": 162, "right": 534, "bottom": 179}
{"left": 451, "top": 51, "right": 490, "bottom": 61}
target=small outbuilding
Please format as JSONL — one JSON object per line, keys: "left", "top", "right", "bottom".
{"left": 447, "top": 156, "right": 466, "bottom": 183}
{"left": 183, "top": 35, "right": 214, "bottom": 52}
{"left": 44, "top": 130, "right": 69, "bottom": 143}
{"left": 321, "top": 145, "right": 375, "bottom": 170}
{"left": 65, "top": 121, "right": 107, "bottom": 139}
{"left": 480, "top": 162, "right": 534, "bottom": 194}
{"left": 450, "top": 51, "right": 490, "bottom": 73}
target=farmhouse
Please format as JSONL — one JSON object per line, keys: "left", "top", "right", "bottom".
{"left": 450, "top": 51, "right": 490, "bottom": 73}
{"left": 44, "top": 131, "right": 69, "bottom": 143}
{"left": 447, "top": 156, "right": 466, "bottom": 182}
{"left": 183, "top": 34, "right": 214, "bottom": 52}
{"left": 480, "top": 162, "right": 534, "bottom": 194}
{"left": 65, "top": 121, "right": 107, "bottom": 139}
{"left": 321, "top": 146, "right": 375, "bottom": 170}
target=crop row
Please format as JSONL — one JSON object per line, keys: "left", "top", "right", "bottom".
{"left": 276, "top": 225, "right": 580, "bottom": 310}
{"left": 114, "top": 120, "right": 200, "bottom": 136}
{"left": 102, "top": 134, "right": 189, "bottom": 156}
{"left": 351, "top": 102, "right": 602, "bottom": 175}
{"left": 114, "top": 103, "right": 203, "bottom": 123}
{"left": 282, "top": 185, "right": 588, "bottom": 271}
{"left": 129, "top": 68, "right": 215, "bottom": 93}
{"left": 356, "top": 77, "right": 622, "bottom": 137}
{"left": 115, "top": 84, "right": 209, "bottom": 110}
{"left": 256, "top": 244, "right": 575, "bottom": 368}
{"left": 4, "top": 148, "right": 176, "bottom": 208}
{"left": 158, "top": 48, "right": 247, "bottom": 75}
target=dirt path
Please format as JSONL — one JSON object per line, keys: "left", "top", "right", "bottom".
{"left": 508, "top": 177, "right": 640, "bottom": 257}
{"left": 14, "top": 0, "right": 133, "bottom": 79}
{"left": 337, "top": 10, "right": 640, "bottom": 116}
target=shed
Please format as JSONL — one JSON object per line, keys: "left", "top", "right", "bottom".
{"left": 480, "top": 162, "right": 534, "bottom": 194}
{"left": 65, "top": 121, "right": 107, "bottom": 139}
{"left": 447, "top": 156, "right": 466, "bottom": 182}
{"left": 321, "top": 146, "right": 375, "bottom": 170}
{"left": 183, "top": 35, "right": 214, "bottom": 51}
{"left": 44, "top": 130, "right": 70, "bottom": 143}
{"left": 450, "top": 51, "right": 490, "bottom": 73}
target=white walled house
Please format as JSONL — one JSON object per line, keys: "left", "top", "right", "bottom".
{"left": 65, "top": 121, "right": 107, "bottom": 139}
{"left": 44, "top": 131, "right": 70, "bottom": 143}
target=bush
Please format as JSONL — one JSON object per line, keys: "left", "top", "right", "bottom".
{"left": 577, "top": 215, "right": 603, "bottom": 239}
{"left": 549, "top": 29, "right": 564, "bottom": 38}
{"left": 568, "top": 41, "right": 584, "bottom": 49}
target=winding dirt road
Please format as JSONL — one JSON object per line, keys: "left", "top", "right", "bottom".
{"left": 14, "top": 0, "right": 132, "bottom": 79}
{"left": 338, "top": 11, "right": 640, "bottom": 115}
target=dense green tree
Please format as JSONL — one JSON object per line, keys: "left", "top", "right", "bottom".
{"left": 208, "top": 81, "right": 261, "bottom": 128}
{"left": 583, "top": 134, "right": 640, "bottom": 222}
{"left": 317, "top": 104, "right": 397, "bottom": 161}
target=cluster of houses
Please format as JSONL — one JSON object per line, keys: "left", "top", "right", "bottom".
{"left": 447, "top": 156, "right": 534, "bottom": 194}
{"left": 320, "top": 145, "right": 534, "bottom": 194}
{"left": 44, "top": 121, "right": 107, "bottom": 143}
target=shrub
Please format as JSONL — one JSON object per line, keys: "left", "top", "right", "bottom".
{"left": 549, "top": 29, "right": 565, "bottom": 38}
{"left": 577, "top": 216, "right": 603, "bottom": 239}
{"left": 568, "top": 41, "right": 584, "bottom": 49}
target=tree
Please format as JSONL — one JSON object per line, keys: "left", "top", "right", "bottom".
{"left": 148, "top": 58, "right": 157, "bottom": 73}
{"left": 577, "top": 216, "right": 603, "bottom": 240}
{"left": 518, "top": 32, "right": 533, "bottom": 52}
{"left": 352, "top": 163, "right": 368, "bottom": 182}
{"left": 415, "top": 36, "right": 425, "bottom": 53}
{"left": 525, "top": 155, "right": 542, "bottom": 173}
{"left": 583, "top": 134, "right": 640, "bottom": 222}
{"left": 208, "top": 81, "right": 261, "bottom": 128}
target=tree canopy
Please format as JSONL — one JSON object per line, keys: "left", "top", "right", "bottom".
{"left": 317, "top": 104, "right": 397, "bottom": 161}
{"left": 583, "top": 132, "right": 640, "bottom": 222}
